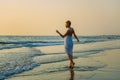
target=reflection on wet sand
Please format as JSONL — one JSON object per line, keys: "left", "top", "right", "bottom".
{"left": 69, "top": 69, "right": 74, "bottom": 80}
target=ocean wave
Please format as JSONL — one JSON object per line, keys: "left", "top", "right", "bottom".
{"left": 0, "top": 35, "right": 120, "bottom": 50}
{"left": 0, "top": 48, "right": 42, "bottom": 80}
{"left": 0, "top": 41, "right": 63, "bottom": 50}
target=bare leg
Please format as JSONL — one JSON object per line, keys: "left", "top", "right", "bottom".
{"left": 67, "top": 54, "right": 75, "bottom": 68}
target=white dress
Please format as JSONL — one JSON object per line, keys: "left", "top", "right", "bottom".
{"left": 64, "top": 27, "right": 73, "bottom": 56}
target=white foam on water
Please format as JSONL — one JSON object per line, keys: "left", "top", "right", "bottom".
{"left": 0, "top": 47, "right": 42, "bottom": 80}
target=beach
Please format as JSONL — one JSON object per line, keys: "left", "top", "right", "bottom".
{"left": 0, "top": 0, "right": 120, "bottom": 79}
{"left": 3, "top": 40, "right": 120, "bottom": 80}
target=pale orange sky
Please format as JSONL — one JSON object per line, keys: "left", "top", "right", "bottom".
{"left": 0, "top": 0, "right": 120, "bottom": 35}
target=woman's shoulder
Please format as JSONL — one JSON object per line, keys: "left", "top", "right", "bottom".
{"left": 70, "top": 27, "right": 74, "bottom": 31}
{"left": 66, "top": 27, "right": 74, "bottom": 31}
{"left": 66, "top": 27, "right": 74, "bottom": 33}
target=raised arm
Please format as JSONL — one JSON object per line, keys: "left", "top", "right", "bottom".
{"left": 56, "top": 30, "right": 69, "bottom": 38}
{"left": 73, "top": 29, "right": 79, "bottom": 42}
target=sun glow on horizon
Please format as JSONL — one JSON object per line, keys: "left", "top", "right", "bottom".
{"left": 0, "top": 0, "right": 120, "bottom": 36}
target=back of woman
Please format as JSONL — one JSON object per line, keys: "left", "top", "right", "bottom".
{"left": 56, "top": 20, "right": 79, "bottom": 68}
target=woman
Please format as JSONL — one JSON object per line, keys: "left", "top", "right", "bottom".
{"left": 56, "top": 20, "right": 79, "bottom": 68}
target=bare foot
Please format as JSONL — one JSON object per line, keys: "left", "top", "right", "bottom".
{"left": 69, "top": 62, "right": 75, "bottom": 69}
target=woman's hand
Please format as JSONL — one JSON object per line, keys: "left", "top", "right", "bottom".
{"left": 56, "top": 30, "right": 65, "bottom": 38}
{"left": 77, "top": 39, "right": 80, "bottom": 42}
{"left": 56, "top": 30, "right": 59, "bottom": 34}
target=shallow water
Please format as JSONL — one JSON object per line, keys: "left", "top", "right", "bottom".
{"left": 0, "top": 35, "right": 120, "bottom": 50}
{"left": 0, "top": 36, "right": 120, "bottom": 79}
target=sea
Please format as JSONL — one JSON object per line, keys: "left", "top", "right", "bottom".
{"left": 0, "top": 35, "right": 120, "bottom": 79}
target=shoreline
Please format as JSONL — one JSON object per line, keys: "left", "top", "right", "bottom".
{"left": 6, "top": 49, "right": 120, "bottom": 80}
{"left": 3, "top": 40, "right": 120, "bottom": 80}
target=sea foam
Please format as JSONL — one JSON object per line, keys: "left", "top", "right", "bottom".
{"left": 0, "top": 47, "right": 42, "bottom": 80}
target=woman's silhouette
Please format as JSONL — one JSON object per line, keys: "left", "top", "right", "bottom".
{"left": 56, "top": 20, "right": 79, "bottom": 68}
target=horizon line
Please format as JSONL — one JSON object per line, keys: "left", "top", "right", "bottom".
{"left": 0, "top": 34, "right": 120, "bottom": 36}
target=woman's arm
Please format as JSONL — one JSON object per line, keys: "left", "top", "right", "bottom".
{"left": 73, "top": 29, "right": 79, "bottom": 42}
{"left": 56, "top": 30, "right": 69, "bottom": 38}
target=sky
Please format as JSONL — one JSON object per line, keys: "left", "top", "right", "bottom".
{"left": 0, "top": 0, "right": 120, "bottom": 36}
